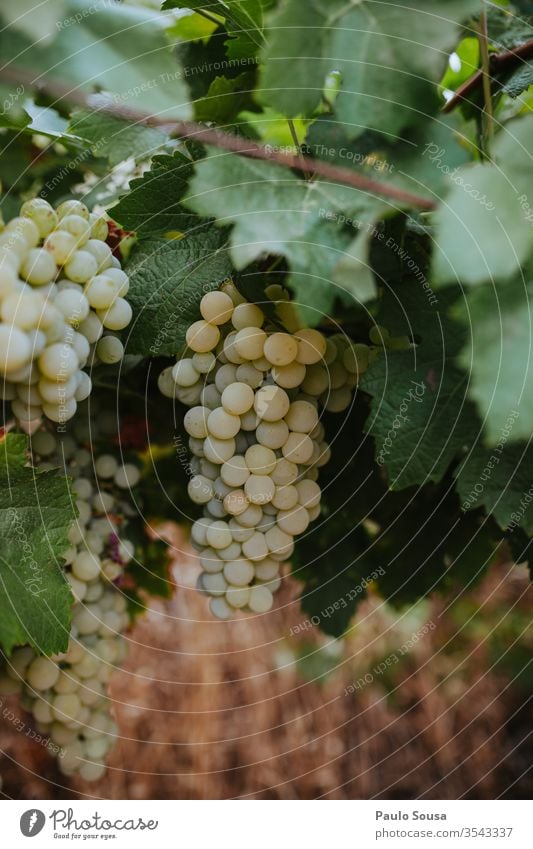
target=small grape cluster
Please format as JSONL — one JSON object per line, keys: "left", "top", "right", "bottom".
{"left": 159, "top": 283, "right": 371, "bottom": 619}
{"left": 0, "top": 419, "right": 139, "bottom": 783}
{"left": 0, "top": 198, "right": 131, "bottom": 430}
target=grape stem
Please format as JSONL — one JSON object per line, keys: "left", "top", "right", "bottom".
{"left": 0, "top": 66, "right": 436, "bottom": 211}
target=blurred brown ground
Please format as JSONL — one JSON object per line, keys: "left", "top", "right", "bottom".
{"left": 1, "top": 534, "right": 531, "bottom": 800}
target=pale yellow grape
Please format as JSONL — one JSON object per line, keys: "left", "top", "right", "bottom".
{"left": 188, "top": 475, "right": 213, "bottom": 504}
{"left": 64, "top": 250, "right": 98, "bottom": 283}
{"left": 1, "top": 292, "right": 43, "bottom": 330}
{"left": 200, "top": 290, "right": 234, "bottom": 325}
{"left": 11, "top": 398, "right": 40, "bottom": 422}
{"left": 0, "top": 231, "right": 30, "bottom": 263}
{"left": 254, "top": 419, "right": 287, "bottom": 450}
{"left": 221, "top": 381, "right": 254, "bottom": 415}
{"left": 272, "top": 484, "right": 299, "bottom": 511}
{"left": 84, "top": 274, "right": 120, "bottom": 310}
{"left": 189, "top": 437, "right": 205, "bottom": 457}
{"left": 248, "top": 585, "right": 273, "bottom": 613}
{"left": 96, "top": 335, "right": 124, "bottom": 364}
{"left": 221, "top": 455, "right": 249, "bottom": 487}
{"left": 235, "top": 503, "right": 263, "bottom": 529}
{"left": 271, "top": 360, "right": 306, "bottom": 389}
{"left": 52, "top": 692, "right": 83, "bottom": 723}
{"left": 204, "top": 435, "right": 236, "bottom": 464}
{"left": 20, "top": 248, "right": 56, "bottom": 285}
{"left": 245, "top": 444, "right": 277, "bottom": 475}
{"left": 263, "top": 332, "right": 298, "bottom": 366}
{"left": 223, "top": 558, "right": 254, "bottom": 586}
{"left": 84, "top": 239, "right": 113, "bottom": 272}
{"left": 186, "top": 319, "right": 220, "bottom": 353}
{"left": 277, "top": 504, "right": 310, "bottom": 535}
{"left": 175, "top": 383, "right": 203, "bottom": 406}
{"left": 184, "top": 406, "right": 209, "bottom": 438}
{"left": 200, "top": 548, "right": 223, "bottom": 573}
{"left": 39, "top": 343, "right": 79, "bottom": 379}
{"left": 240, "top": 408, "right": 260, "bottom": 431}
{"left": 369, "top": 324, "right": 390, "bottom": 345}
{"left": 215, "top": 363, "right": 238, "bottom": 393}
{"left": 38, "top": 375, "right": 77, "bottom": 404}
{"left": 244, "top": 474, "right": 275, "bottom": 505}
{"left": 271, "top": 457, "right": 298, "bottom": 486}
{"left": 213, "top": 477, "right": 232, "bottom": 502}
{"left": 223, "top": 489, "right": 249, "bottom": 516}
{"left": 207, "top": 407, "right": 241, "bottom": 439}
{"left": 233, "top": 326, "right": 267, "bottom": 361}
{"left": 200, "top": 384, "right": 222, "bottom": 410}
{"left": 26, "top": 656, "right": 60, "bottom": 691}
{"left": 343, "top": 343, "right": 369, "bottom": 374}
{"left": 71, "top": 331, "right": 90, "bottom": 363}
{"left": 218, "top": 541, "right": 242, "bottom": 561}
{"left": 56, "top": 200, "right": 90, "bottom": 220}
{"left": 223, "top": 331, "right": 245, "bottom": 364}
{"left": 78, "top": 313, "right": 103, "bottom": 343}
{"left": 192, "top": 518, "right": 213, "bottom": 547}
{"left": 254, "top": 558, "right": 280, "bottom": 581}
{"left": 317, "top": 442, "right": 331, "bottom": 467}
{"left": 282, "top": 432, "right": 314, "bottom": 464}
{"left": 323, "top": 387, "right": 352, "bottom": 412}
{"left": 252, "top": 356, "right": 270, "bottom": 371}
{"left": 254, "top": 385, "right": 290, "bottom": 422}
{"left": 74, "top": 372, "right": 92, "bottom": 402}
{"left": 231, "top": 302, "right": 264, "bottom": 330}
{"left": 202, "top": 573, "right": 228, "bottom": 597}
{"left": 5, "top": 216, "right": 40, "bottom": 247}
{"left": 329, "top": 361, "right": 348, "bottom": 389}
{"left": 226, "top": 586, "right": 250, "bottom": 609}
{"left": 57, "top": 214, "right": 92, "bottom": 246}
{"left": 172, "top": 359, "right": 200, "bottom": 387}
{"left": 265, "top": 526, "right": 293, "bottom": 557}
{"left": 236, "top": 363, "right": 263, "bottom": 388}
{"left": 21, "top": 198, "right": 58, "bottom": 237}
{"left": 296, "top": 479, "right": 322, "bottom": 509}
{"left": 209, "top": 597, "right": 233, "bottom": 620}
{"left": 0, "top": 324, "right": 31, "bottom": 372}
{"left": 102, "top": 267, "right": 129, "bottom": 297}
{"left": 241, "top": 531, "right": 269, "bottom": 561}
{"left": 97, "top": 297, "right": 132, "bottom": 331}
{"left": 55, "top": 289, "right": 90, "bottom": 324}
{"left": 114, "top": 463, "right": 140, "bottom": 488}
{"left": 294, "top": 329, "right": 327, "bottom": 364}
{"left": 72, "top": 552, "right": 101, "bottom": 581}
{"left": 229, "top": 517, "right": 254, "bottom": 543}
{"left": 192, "top": 352, "right": 216, "bottom": 374}
{"left": 200, "top": 458, "right": 219, "bottom": 479}
{"left": 307, "top": 504, "right": 321, "bottom": 521}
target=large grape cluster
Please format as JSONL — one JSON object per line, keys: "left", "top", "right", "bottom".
{"left": 158, "top": 283, "right": 371, "bottom": 619}
{"left": 0, "top": 198, "right": 131, "bottom": 431}
{"left": 0, "top": 418, "right": 139, "bottom": 783}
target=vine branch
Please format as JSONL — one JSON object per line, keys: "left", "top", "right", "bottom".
{"left": 443, "top": 38, "right": 533, "bottom": 114}
{"left": 0, "top": 65, "right": 436, "bottom": 211}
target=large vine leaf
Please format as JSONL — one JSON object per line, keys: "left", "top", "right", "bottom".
{"left": 454, "top": 274, "right": 533, "bottom": 446}
{"left": 183, "top": 148, "right": 392, "bottom": 323}
{"left": 112, "top": 151, "right": 199, "bottom": 235}
{"left": 0, "top": 434, "right": 74, "bottom": 656}
{"left": 260, "top": 0, "right": 479, "bottom": 136}
{"left": 360, "top": 286, "right": 479, "bottom": 489}
{"left": 69, "top": 109, "right": 169, "bottom": 167}
{"left": 163, "top": 0, "right": 269, "bottom": 59}
{"left": 0, "top": 0, "right": 192, "bottom": 120}
{"left": 456, "top": 442, "right": 533, "bottom": 536}
{"left": 433, "top": 115, "right": 533, "bottom": 286}
{"left": 125, "top": 228, "right": 233, "bottom": 356}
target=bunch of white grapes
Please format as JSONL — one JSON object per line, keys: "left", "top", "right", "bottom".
{"left": 0, "top": 422, "right": 140, "bottom": 783}
{"left": 0, "top": 198, "right": 132, "bottom": 430}
{"left": 158, "top": 282, "right": 374, "bottom": 619}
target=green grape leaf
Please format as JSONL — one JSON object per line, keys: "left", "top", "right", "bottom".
{"left": 125, "top": 228, "right": 233, "bottom": 356}
{"left": 456, "top": 441, "right": 533, "bottom": 536}
{"left": 163, "top": 0, "right": 268, "bottom": 59}
{"left": 0, "top": 0, "right": 192, "bottom": 120}
{"left": 112, "top": 151, "right": 199, "bottom": 236}
{"left": 183, "top": 148, "right": 391, "bottom": 323}
{"left": 0, "top": 434, "right": 74, "bottom": 656}
{"left": 433, "top": 115, "right": 533, "bottom": 286}
{"left": 68, "top": 109, "right": 169, "bottom": 167}
{"left": 360, "top": 286, "right": 479, "bottom": 489}
{"left": 501, "top": 60, "right": 533, "bottom": 98}
{"left": 454, "top": 276, "right": 533, "bottom": 446}
{"left": 260, "top": 0, "right": 479, "bottom": 136}
{"left": 195, "top": 72, "right": 255, "bottom": 122}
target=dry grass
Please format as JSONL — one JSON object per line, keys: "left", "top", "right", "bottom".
{"left": 1, "top": 537, "right": 531, "bottom": 800}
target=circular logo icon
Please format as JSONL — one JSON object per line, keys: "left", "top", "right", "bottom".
{"left": 20, "top": 810, "right": 46, "bottom": 837}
